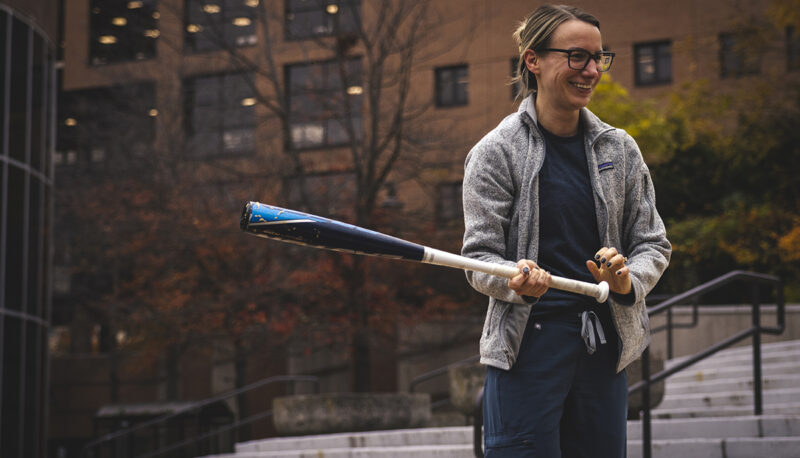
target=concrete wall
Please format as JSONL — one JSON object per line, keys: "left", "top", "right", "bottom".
{"left": 648, "top": 305, "right": 800, "bottom": 360}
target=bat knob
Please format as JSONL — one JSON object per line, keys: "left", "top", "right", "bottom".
{"left": 596, "top": 281, "right": 609, "bottom": 303}
{"left": 240, "top": 202, "right": 254, "bottom": 231}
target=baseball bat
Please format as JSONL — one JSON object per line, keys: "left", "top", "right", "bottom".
{"left": 240, "top": 201, "right": 609, "bottom": 302}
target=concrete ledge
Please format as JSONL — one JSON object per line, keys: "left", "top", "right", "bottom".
{"left": 272, "top": 393, "right": 431, "bottom": 436}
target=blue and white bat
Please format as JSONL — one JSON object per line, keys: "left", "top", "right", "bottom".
{"left": 240, "top": 201, "right": 609, "bottom": 302}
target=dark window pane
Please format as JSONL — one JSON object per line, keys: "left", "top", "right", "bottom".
{"left": 2, "top": 317, "right": 23, "bottom": 456}
{"left": 184, "top": 72, "right": 255, "bottom": 157}
{"left": 285, "top": 0, "right": 361, "bottom": 40}
{"left": 436, "top": 182, "right": 463, "bottom": 223}
{"left": 56, "top": 83, "right": 156, "bottom": 170}
{"left": 10, "top": 17, "right": 29, "bottom": 164}
{"left": 720, "top": 31, "right": 761, "bottom": 78}
{"left": 634, "top": 41, "right": 671, "bottom": 86}
{"left": 31, "top": 35, "right": 45, "bottom": 173}
{"left": 285, "top": 58, "right": 362, "bottom": 149}
{"left": 90, "top": 0, "right": 158, "bottom": 65}
{"left": 435, "top": 65, "right": 468, "bottom": 107}
{"left": 0, "top": 12, "right": 7, "bottom": 160}
{"left": 6, "top": 166, "right": 25, "bottom": 311}
{"left": 184, "top": 0, "right": 258, "bottom": 53}
{"left": 27, "top": 179, "right": 42, "bottom": 316}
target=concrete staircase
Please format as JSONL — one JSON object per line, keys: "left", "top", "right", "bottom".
{"left": 203, "top": 339, "right": 800, "bottom": 458}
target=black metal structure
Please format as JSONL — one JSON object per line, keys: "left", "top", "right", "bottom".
{"left": 472, "top": 270, "right": 785, "bottom": 458}
{"left": 79, "top": 375, "right": 320, "bottom": 458}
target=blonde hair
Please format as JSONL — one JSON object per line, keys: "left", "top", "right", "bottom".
{"left": 512, "top": 5, "right": 600, "bottom": 100}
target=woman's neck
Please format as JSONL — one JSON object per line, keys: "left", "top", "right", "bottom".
{"left": 534, "top": 95, "right": 581, "bottom": 137}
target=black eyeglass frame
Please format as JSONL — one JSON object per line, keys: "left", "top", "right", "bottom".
{"left": 538, "top": 47, "right": 616, "bottom": 72}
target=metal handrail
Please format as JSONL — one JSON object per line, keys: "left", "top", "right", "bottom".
{"left": 472, "top": 270, "right": 785, "bottom": 458}
{"left": 408, "top": 354, "right": 480, "bottom": 393}
{"left": 631, "top": 270, "right": 784, "bottom": 458}
{"left": 138, "top": 409, "right": 275, "bottom": 458}
{"left": 80, "top": 374, "right": 320, "bottom": 458}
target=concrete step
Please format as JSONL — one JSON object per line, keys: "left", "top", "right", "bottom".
{"left": 667, "top": 360, "right": 800, "bottom": 384}
{"left": 626, "top": 415, "right": 800, "bottom": 440}
{"left": 218, "top": 416, "right": 800, "bottom": 455}
{"left": 651, "top": 402, "right": 800, "bottom": 419}
{"left": 666, "top": 347, "right": 800, "bottom": 372}
{"left": 235, "top": 427, "right": 472, "bottom": 453}
{"left": 664, "top": 374, "right": 800, "bottom": 395}
{"left": 211, "top": 444, "right": 475, "bottom": 457}
{"left": 678, "top": 339, "right": 800, "bottom": 358}
{"left": 627, "top": 437, "right": 800, "bottom": 458}
{"left": 656, "top": 387, "right": 800, "bottom": 410}
{"left": 214, "top": 436, "right": 800, "bottom": 458}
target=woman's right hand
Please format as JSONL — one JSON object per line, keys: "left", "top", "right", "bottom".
{"left": 508, "top": 259, "right": 551, "bottom": 298}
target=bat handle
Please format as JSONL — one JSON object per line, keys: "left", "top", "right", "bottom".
{"left": 422, "top": 248, "right": 609, "bottom": 303}
{"left": 550, "top": 276, "right": 609, "bottom": 303}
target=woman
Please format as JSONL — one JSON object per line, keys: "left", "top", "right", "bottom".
{"left": 461, "top": 4, "right": 671, "bottom": 457}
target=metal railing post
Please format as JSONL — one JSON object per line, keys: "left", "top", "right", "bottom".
{"left": 473, "top": 387, "right": 484, "bottom": 458}
{"left": 666, "top": 307, "right": 673, "bottom": 360}
{"left": 751, "top": 283, "right": 763, "bottom": 415}
{"left": 641, "top": 347, "right": 652, "bottom": 458}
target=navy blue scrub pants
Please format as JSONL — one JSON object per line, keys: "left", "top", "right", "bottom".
{"left": 483, "top": 315, "right": 627, "bottom": 458}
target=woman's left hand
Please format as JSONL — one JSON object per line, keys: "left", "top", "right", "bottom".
{"left": 586, "top": 247, "right": 632, "bottom": 295}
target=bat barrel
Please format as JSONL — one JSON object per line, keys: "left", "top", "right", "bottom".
{"left": 241, "top": 201, "right": 426, "bottom": 261}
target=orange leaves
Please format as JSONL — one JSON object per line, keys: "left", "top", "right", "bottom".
{"left": 778, "top": 223, "right": 800, "bottom": 263}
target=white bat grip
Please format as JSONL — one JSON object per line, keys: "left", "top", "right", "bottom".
{"left": 422, "top": 248, "right": 609, "bottom": 303}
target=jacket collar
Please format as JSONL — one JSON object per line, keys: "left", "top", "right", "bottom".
{"left": 519, "top": 94, "right": 614, "bottom": 144}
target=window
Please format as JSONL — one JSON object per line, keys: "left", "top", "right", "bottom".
{"left": 184, "top": 0, "right": 258, "bottom": 53}
{"left": 719, "top": 31, "right": 761, "bottom": 78}
{"left": 184, "top": 72, "right": 256, "bottom": 157}
{"left": 788, "top": 26, "right": 800, "bottom": 71}
{"left": 285, "top": 0, "right": 361, "bottom": 40}
{"left": 57, "top": 83, "right": 156, "bottom": 168}
{"left": 89, "top": 0, "right": 159, "bottom": 65}
{"left": 435, "top": 65, "right": 468, "bottom": 107}
{"left": 634, "top": 41, "right": 672, "bottom": 86}
{"left": 286, "top": 58, "right": 363, "bottom": 150}
{"left": 436, "top": 181, "right": 463, "bottom": 223}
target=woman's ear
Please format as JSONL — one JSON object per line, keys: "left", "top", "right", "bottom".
{"left": 523, "top": 49, "right": 540, "bottom": 75}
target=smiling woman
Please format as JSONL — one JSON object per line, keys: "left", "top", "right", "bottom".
{"left": 461, "top": 4, "right": 671, "bottom": 457}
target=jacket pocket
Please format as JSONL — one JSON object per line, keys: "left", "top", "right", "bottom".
{"left": 497, "top": 302, "right": 519, "bottom": 366}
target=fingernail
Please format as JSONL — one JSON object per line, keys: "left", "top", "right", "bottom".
{"left": 600, "top": 258, "right": 606, "bottom": 264}
{"left": 606, "top": 262, "right": 612, "bottom": 268}
{"left": 522, "top": 266, "right": 530, "bottom": 275}
{"left": 616, "top": 270, "right": 622, "bottom": 275}
{"left": 595, "top": 254, "right": 601, "bottom": 260}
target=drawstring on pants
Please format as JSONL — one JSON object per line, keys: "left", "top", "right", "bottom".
{"left": 580, "top": 310, "right": 606, "bottom": 355}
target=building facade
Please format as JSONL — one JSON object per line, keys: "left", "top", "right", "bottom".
{"left": 0, "top": 1, "right": 57, "bottom": 457}
{"left": 52, "top": 0, "right": 795, "bottom": 455}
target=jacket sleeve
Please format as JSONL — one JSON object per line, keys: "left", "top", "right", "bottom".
{"left": 461, "top": 138, "right": 529, "bottom": 305}
{"left": 620, "top": 134, "right": 672, "bottom": 305}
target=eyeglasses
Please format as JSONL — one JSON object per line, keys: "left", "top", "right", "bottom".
{"left": 539, "top": 48, "right": 615, "bottom": 72}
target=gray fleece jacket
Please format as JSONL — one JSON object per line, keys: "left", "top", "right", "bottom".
{"left": 462, "top": 96, "right": 671, "bottom": 373}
